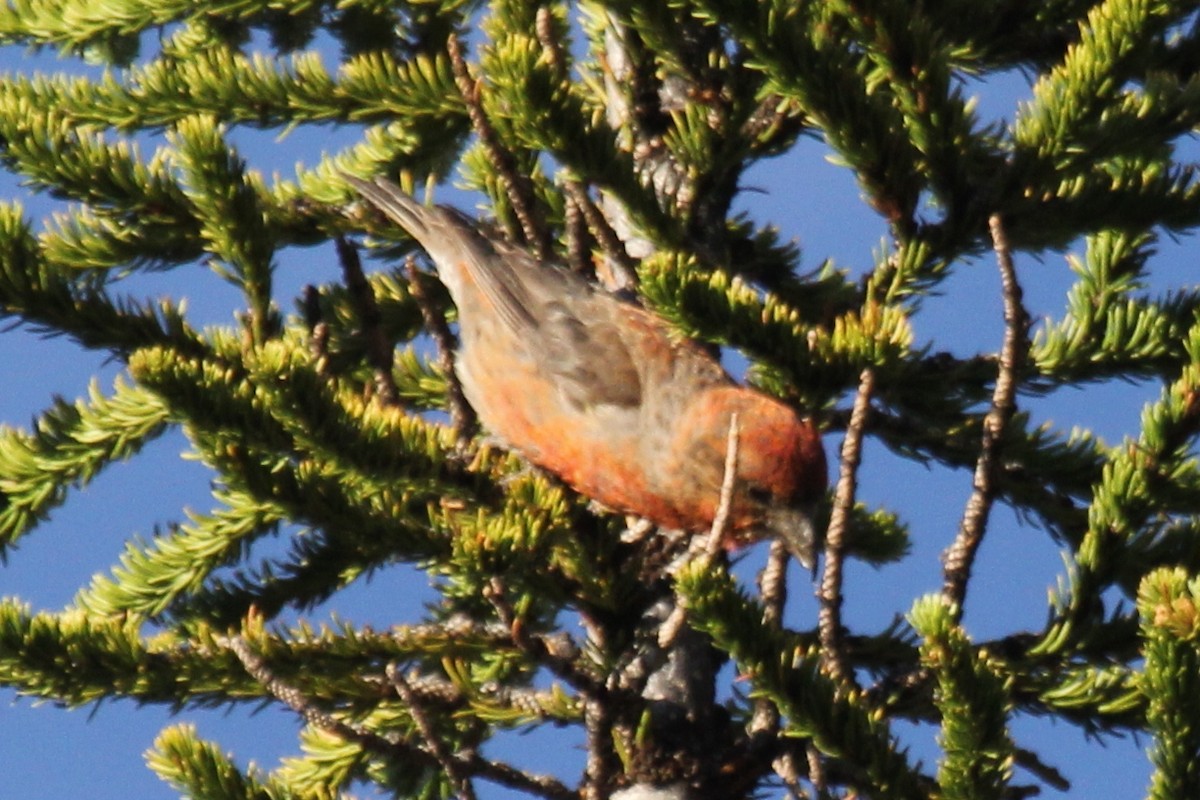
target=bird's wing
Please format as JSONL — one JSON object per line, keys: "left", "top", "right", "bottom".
{"left": 349, "top": 176, "right": 552, "bottom": 329}
{"left": 349, "top": 175, "right": 646, "bottom": 409}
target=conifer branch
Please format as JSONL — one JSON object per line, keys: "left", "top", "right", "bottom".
{"left": 459, "top": 753, "right": 578, "bottom": 800}
{"left": 0, "top": 378, "right": 169, "bottom": 550}
{"left": 535, "top": 6, "right": 568, "bottom": 78}
{"left": 1014, "top": 748, "right": 1070, "bottom": 792}
{"left": 222, "top": 633, "right": 401, "bottom": 754}
{"left": 147, "top": 723, "right": 279, "bottom": 797}
{"left": 943, "top": 214, "right": 1029, "bottom": 612}
{"left": 1139, "top": 567, "right": 1200, "bottom": 799}
{"left": 389, "top": 615, "right": 511, "bottom": 648}
{"left": 752, "top": 540, "right": 805, "bottom": 796}
{"left": 758, "top": 540, "right": 789, "bottom": 629}
{"left": 564, "top": 187, "right": 590, "bottom": 274}
{"left": 680, "top": 567, "right": 931, "bottom": 799}
{"left": 820, "top": 367, "right": 874, "bottom": 685}
{"left": 4, "top": 2, "right": 1199, "bottom": 797}
{"left": 225, "top": 634, "right": 576, "bottom": 800}
{"left": 582, "top": 689, "right": 618, "bottom": 800}
{"left": 741, "top": 93, "right": 806, "bottom": 154}
{"left": 806, "top": 742, "right": 827, "bottom": 796}
{"left": 399, "top": 670, "right": 581, "bottom": 723}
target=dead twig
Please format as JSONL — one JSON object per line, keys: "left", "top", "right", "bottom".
{"left": 942, "top": 214, "right": 1029, "bottom": 613}
{"left": 658, "top": 412, "right": 739, "bottom": 648}
{"left": 405, "top": 256, "right": 477, "bottom": 447}
{"left": 447, "top": 33, "right": 551, "bottom": 259}
{"left": 819, "top": 367, "right": 875, "bottom": 684}
{"left": 335, "top": 236, "right": 400, "bottom": 407}
{"left": 389, "top": 663, "right": 477, "bottom": 800}
{"left": 563, "top": 180, "right": 638, "bottom": 291}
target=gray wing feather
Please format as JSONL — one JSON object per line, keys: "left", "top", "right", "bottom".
{"left": 348, "top": 175, "right": 643, "bottom": 409}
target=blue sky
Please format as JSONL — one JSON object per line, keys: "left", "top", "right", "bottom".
{"left": 0, "top": 23, "right": 1183, "bottom": 800}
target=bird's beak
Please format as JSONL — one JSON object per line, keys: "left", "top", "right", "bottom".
{"left": 763, "top": 504, "right": 819, "bottom": 571}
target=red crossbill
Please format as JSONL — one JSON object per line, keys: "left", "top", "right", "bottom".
{"left": 349, "top": 177, "right": 826, "bottom": 565}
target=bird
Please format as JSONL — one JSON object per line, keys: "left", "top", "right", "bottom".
{"left": 347, "top": 176, "right": 827, "bottom": 565}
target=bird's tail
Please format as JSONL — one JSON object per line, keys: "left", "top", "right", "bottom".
{"left": 345, "top": 174, "right": 500, "bottom": 306}
{"left": 344, "top": 175, "right": 440, "bottom": 245}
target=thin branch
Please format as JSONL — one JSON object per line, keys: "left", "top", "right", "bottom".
{"left": 389, "top": 614, "right": 510, "bottom": 647}
{"left": 564, "top": 187, "right": 590, "bottom": 274}
{"left": 771, "top": 751, "right": 804, "bottom": 799}
{"left": 335, "top": 236, "right": 400, "bottom": 407}
{"left": 759, "top": 539, "right": 789, "bottom": 628}
{"left": 563, "top": 180, "right": 638, "bottom": 290}
{"left": 379, "top": 670, "right": 464, "bottom": 705}
{"left": 598, "top": 14, "right": 689, "bottom": 210}
{"left": 302, "top": 284, "right": 331, "bottom": 377}
{"left": 806, "top": 741, "right": 827, "bottom": 796}
{"left": 942, "top": 214, "right": 1030, "bottom": 613}
{"left": 447, "top": 33, "right": 551, "bottom": 260}
{"left": 581, "top": 693, "right": 617, "bottom": 800}
{"left": 750, "top": 540, "right": 789, "bottom": 734}
{"left": 659, "top": 412, "right": 740, "bottom": 648}
{"left": 458, "top": 752, "right": 578, "bottom": 800}
{"left": 484, "top": 577, "right": 606, "bottom": 696}
{"left": 819, "top": 367, "right": 874, "bottom": 684}
{"left": 577, "top": 611, "right": 620, "bottom": 800}
{"left": 222, "top": 634, "right": 401, "bottom": 755}
{"left": 752, "top": 541, "right": 805, "bottom": 797}
{"left": 535, "top": 6, "right": 568, "bottom": 78}
{"left": 383, "top": 669, "right": 581, "bottom": 722}
{"left": 619, "top": 516, "right": 656, "bottom": 544}
{"left": 405, "top": 256, "right": 477, "bottom": 448}
{"left": 1014, "top": 746, "right": 1070, "bottom": 791}
{"left": 223, "top": 635, "right": 577, "bottom": 800}
{"left": 388, "top": 663, "right": 477, "bottom": 800}
{"left": 707, "top": 411, "right": 742, "bottom": 558}
{"left": 740, "top": 93, "right": 807, "bottom": 154}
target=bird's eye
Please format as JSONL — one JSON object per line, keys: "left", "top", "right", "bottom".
{"left": 746, "top": 485, "right": 773, "bottom": 505}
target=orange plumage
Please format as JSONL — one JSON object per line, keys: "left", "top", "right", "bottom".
{"left": 349, "top": 177, "right": 827, "bottom": 564}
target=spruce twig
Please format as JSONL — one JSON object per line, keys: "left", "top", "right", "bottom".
{"left": 750, "top": 539, "right": 788, "bottom": 733}
{"left": 485, "top": 578, "right": 604, "bottom": 696}
{"left": 222, "top": 634, "right": 402, "bottom": 754}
